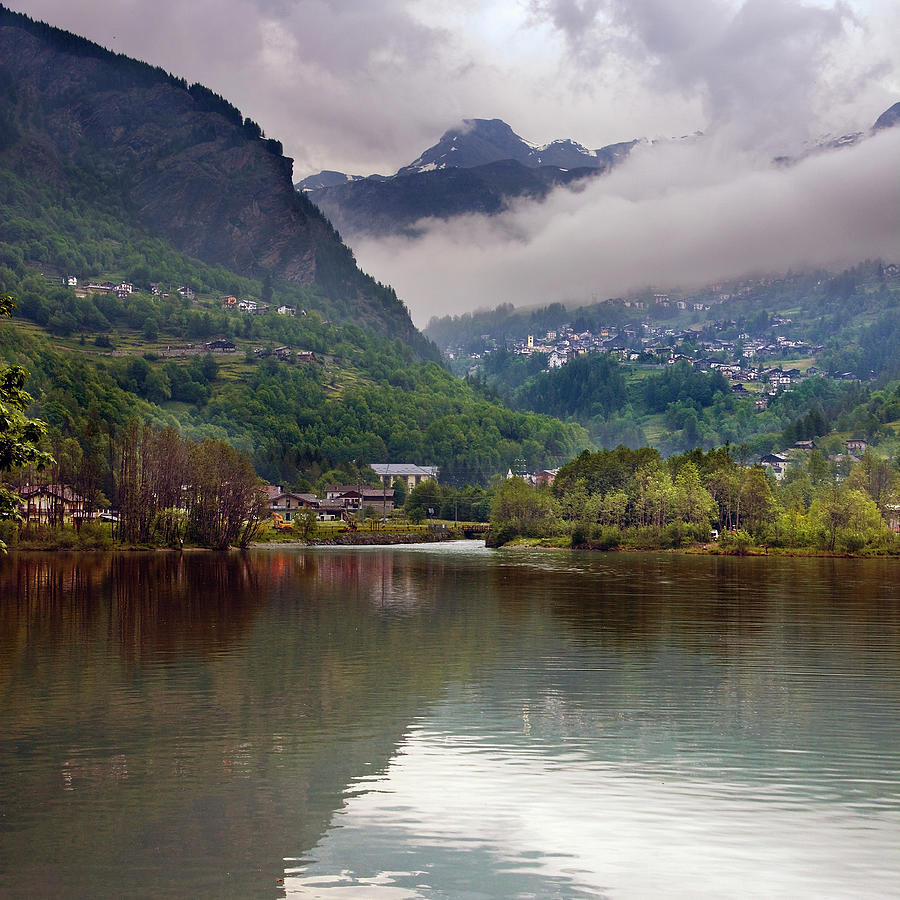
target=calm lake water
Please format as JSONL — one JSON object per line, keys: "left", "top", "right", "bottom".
{"left": 1, "top": 543, "right": 899, "bottom": 898}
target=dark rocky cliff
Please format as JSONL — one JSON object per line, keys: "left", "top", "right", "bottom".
{"left": 306, "top": 160, "right": 603, "bottom": 239}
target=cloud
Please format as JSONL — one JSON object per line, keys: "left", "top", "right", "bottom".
{"left": 10, "top": 0, "right": 606, "bottom": 176}
{"left": 5, "top": 0, "right": 898, "bottom": 321}
{"left": 7, "top": 0, "right": 897, "bottom": 177}
{"left": 352, "top": 128, "right": 900, "bottom": 326}
{"left": 528, "top": 0, "right": 885, "bottom": 153}
{"left": 5, "top": 0, "right": 463, "bottom": 174}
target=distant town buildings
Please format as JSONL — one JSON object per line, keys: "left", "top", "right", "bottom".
{"left": 442, "top": 283, "right": 847, "bottom": 397}
{"left": 266, "top": 484, "right": 395, "bottom": 522}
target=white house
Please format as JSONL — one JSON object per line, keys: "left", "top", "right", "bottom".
{"left": 370, "top": 463, "right": 438, "bottom": 492}
{"left": 760, "top": 453, "right": 791, "bottom": 480}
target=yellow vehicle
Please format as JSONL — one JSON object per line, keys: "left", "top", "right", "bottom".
{"left": 271, "top": 512, "right": 293, "bottom": 532}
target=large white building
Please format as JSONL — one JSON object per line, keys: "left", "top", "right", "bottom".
{"left": 370, "top": 463, "right": 439, "bottom": 491}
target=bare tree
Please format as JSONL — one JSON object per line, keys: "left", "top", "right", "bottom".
{"left": 187, "top": 439, "right": 264, "bottom": 549}
{"left": 117, "top": 422, "right": 189, "bottom": 544}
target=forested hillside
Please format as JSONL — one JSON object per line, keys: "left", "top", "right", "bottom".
{"left": 0, "top": 4, "right": 428, "bottom": 352}
{"left": 440, "top": 263, "right": 900, "bottom": 458}
{"left": 0, "top": 4, "right": 594, "bottom": 519}
{"left": 0, "top": 274, "right": 589, "bottom": 501}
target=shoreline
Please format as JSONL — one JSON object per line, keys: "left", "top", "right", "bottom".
{"left": 6, "top": 529, "right": 465, "bottom": 553}
{"left": 496, "top": 537, "right": 900, "bottom": 559}
{"left": 255, "top": 531, "right": 458, "bottom": 548}
{"left": 6, "top": 531, "right": 900, "bottom": 559}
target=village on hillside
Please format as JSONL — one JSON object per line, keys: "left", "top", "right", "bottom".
{"left": 445, "top": 313, "right": 844, "bottom": 393}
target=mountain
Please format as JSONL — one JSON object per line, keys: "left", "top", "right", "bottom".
{"left": 297, "top": 118, "right": 636, "bottom": 239}
{"left": 297, "top": 170, "right": 384, "bottom": 191}
{"left": 396, "top": 118, "right": 634, "bottom": 176}
{"left": 301, "top": 103, "right": 900, "bottom": 242}
{"left": 424, "top": 261, "right": 900, "bottom": 459}
{"left": 874, "top": 101, "right": 900, "bottom": 131}
{"left": 0, "top": 7, "right": 596, "bottom": 490}
{"left": 0, "top": 4, "right": 426, "bottom": 349}
{"left": 298, "top": 160, "right": 610, "bottom": 239}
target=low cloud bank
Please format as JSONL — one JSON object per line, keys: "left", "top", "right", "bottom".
{"left": 353, "top": 128, "right": 900, "bottom": 326}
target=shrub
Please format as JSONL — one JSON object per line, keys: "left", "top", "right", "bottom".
{"left": 719, "top": 529, "right": 753, "bottom": 555}
{"left": 592, "top": 526, "right": 621, "bottom": 550}
{"left": 570, "top": 523, "right": 590, "bottom": 547}
{"left": 75, "top": 520, "right": 114, "bottom": 549}
{"left": 486, "top": 524, "right": 517, "bottom": 548}
{"left": 0, "top": 519, "right": 18, "bottom": 549}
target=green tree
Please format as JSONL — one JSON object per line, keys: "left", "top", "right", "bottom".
{"left": 142, "top": 316, "right": 159, "bottom": 342}
{"left": 391, "top": 476, "right": 408, "bottom": 508}
{"left": 489, "top": 476, "right": 557, "bottom": 543}
{"left": 294, "top": 506, "right": 318, "bottom": 540}
{"left": 405, "top": 479, "right": 442, "bottom": 523}
{"left": 848, "top": 450, "right": 896, "bottom": 514}
{"left": 809, "top": 483, "right": 888, "bottom": 552}
{"left": 0, "top": 293, "right": 54, "bottom": 549}
{"left": 672, "top": 462, "right": 717, "bottom": 527}
{"left": 600, "top": 489, "right": 628, "bottom": 528}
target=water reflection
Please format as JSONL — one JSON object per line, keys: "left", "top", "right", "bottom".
{"left": 0, "top": 547, "right": 898, "bottom": 898}
{"left": 290, "top": 714, "right": 900, "bottom": 899}
{"left": 0, "top": 546, "right": 506, "bottom": 898}
{"left": 289, "top": 551, "right": 900, "bottom": 899}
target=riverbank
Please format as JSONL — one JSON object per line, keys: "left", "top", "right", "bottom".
{"left": 10, "top": 524, "right": 898, "bottom": 557}
{"left": 3, "top": 520, "right": 475, "bottom": 552}
{"left": 256, "top": 530, "right": 459, "bottom": 548}
{"left": 495, "top": 535, "right": 900, "bottom": 558}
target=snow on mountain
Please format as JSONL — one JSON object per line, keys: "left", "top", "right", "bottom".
{"left": 396, "top": 119, "right": 627, "bottom": 177}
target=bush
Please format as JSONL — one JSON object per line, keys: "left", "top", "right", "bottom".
{"left": 52, "top": 527, "right": 78, "bottom": 549}
{"left": 660, "top": 521, "right": 689, "bottom": 548}
{"left": 486, "top": 524, "right": 517, "bottom": 548}
{"left": 592, "top": 526, "right": 621, "bottom": 550}
{"left": 719, "top": 529, "right": 753, "bottom": 555}
{"left": 75, "top": 520, "right": 114, "bottom": 549}
{"left": 570, "top": 523, "right": 590, "bottom": 547}
{"left": 0, "top": 519, "right": 18, "bottom": 549}
{"left": 840, "top": 531, "right": 867, "bottom": 554}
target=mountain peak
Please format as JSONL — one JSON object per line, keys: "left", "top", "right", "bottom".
{"left": 395, "top": 118, "right": 630, "bottom": 177}
{"left": 873, "top": 101, "right": 900, "bottom": 131}
{"left": 397, "top": 118, "right": 534, "bottom": 176}
{"left": 298, "top": 118, "right": 639, "bottom": 239}
{"left": 446, "top": 118, "right": 522, "bottom": 139}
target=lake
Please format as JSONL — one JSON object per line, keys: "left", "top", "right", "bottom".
{"left": 1, "top": 544, "right": 899, "bottom": 898}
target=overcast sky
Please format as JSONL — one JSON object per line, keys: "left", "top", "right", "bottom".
{"left": 8, "top": 0, "right": 900, "bottom": 323}
{"left": 8, "top": 0, "right": 898, "bottom": 175}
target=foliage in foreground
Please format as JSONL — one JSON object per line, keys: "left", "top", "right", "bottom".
{"left": 0, "top": 292, "right": 53, "bottom": 550}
